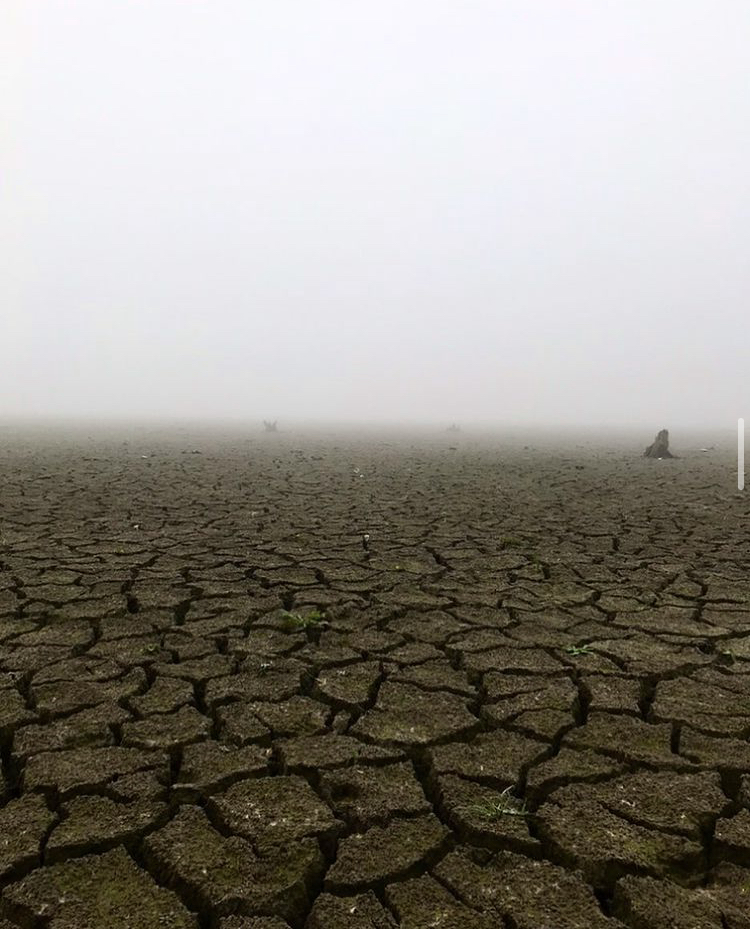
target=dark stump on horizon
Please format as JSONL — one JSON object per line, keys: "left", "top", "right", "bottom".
{"left": 644, "top": 429, "right": 674, "bottom": 459}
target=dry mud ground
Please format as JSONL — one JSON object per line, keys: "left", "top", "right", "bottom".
{"left": 0, "top": 425, "right": 749, "bottom": 929}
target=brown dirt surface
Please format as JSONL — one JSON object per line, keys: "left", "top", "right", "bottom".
{"left": 0, "top": 424, "right": 748, "bottom": 926}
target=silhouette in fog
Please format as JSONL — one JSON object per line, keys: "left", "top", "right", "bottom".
{"left": 644, "top": 429, "right": 674, "bottom": 459}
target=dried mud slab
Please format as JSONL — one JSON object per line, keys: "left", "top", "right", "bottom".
{"left": 247, "top": 696, "right": 329, "bottom": 738}
{"left": 31, "top": 668, "right": 146, "bottom": 717}
{"left": 122, "top": 705, "right": 211, "bottom": 750}
{"left": 562, "top": 713, "right": 678, "bottom": 766}
{"left": 0, "top": 794, "right": 56, "bottom": 879}
{"left": 314, "top": 661, "right": 382, "bottom": 708}
{"left": 128, "top": 675, "right": 194, "bottom": 715}
{"left": 144, "top": 805, "right": 324, "bottom": 923}
{"left": 482, "top": 675, "right": 579, "bottom": 722}
{"left": 278, "top": 733, "right": 403, "bottom": 773}
{"left": 525, "top": 747, "right": 625, "bottom": 800}
{"left": 435, "top": 774, "right": 540, "bottom": 854}
{"left": 536, "top": 795, "right": 703, "bottom": 889}
{"left": 350, "top": 681, "right": 477, "bottom": 747}
{"left": 388, "top": 659, "right": 475, "bottom": 696}
{"left": 612, "top": 873, "right": 750, "bottom": 928}
{"left": 462, "top": 645, "right": 566, "bottom": 676}
{"left": 46, "top": 795, "right": 167, "bottom": 862}
{"left": 217, "top": 702, "right": 272, "bottom": 745}
{"left": 219, "top": 918, "right": 292, "bottom": 929}
{"left": 13, "top": 701, "right": 131, "bottom": 759}
{"left": 385, "top": 873, "right": 496, "bottom": 928}
{"left": 429, "top": 729, "right": 548, "bottom": 787}
{"left": 205, "top": 661, "right": 304, "bottom": 707}
{"left": 1, "top": 847, "right": 198, "bottom": 928}
{"left": 705, "top": 863, "right": 750, "bottom": 928}
{"left": 209, "top": 774, "right": 340, "bottom": 851}
{"left": 435, "top": 846, "right": 621, "bottom": 928}
{"left": 547, "top": 769, "right": 730, "bottom": 839}
{"left": 679, "top": 727, "right": 750, "bottom": 773}
{"left": 23, "top": 745, "right": 168, "bottom": 799}
{"left": 652, "top": 677, "right": 750, "bottom": 737}
{"left": 306, "top": 892, "right": 397, "bottom": 928}
{"left": 583, "top": 674, "right": 642, "bottom": 715}
{"left": 714, "top": 810, "right": 750, "bottom": 865}
{"left": 319, "top": 761, "right": 430, "bottom": 828}
{"left": 174, "top": 741, "right": 270, "bottom": 800}
{"left": 325, "top": 814, "right": 450, "bottom": 891}
{"left": 0, "top": 688, "right": 35, "bottom": 735}
{"left": 219, "top": 919, "right": 292, "bottom": 929}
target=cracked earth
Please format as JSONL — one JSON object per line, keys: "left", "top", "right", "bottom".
{"left": 1, "top": 426, "right": 749, "bottom": 928}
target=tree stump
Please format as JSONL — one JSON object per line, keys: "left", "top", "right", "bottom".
{"left": 644, "top": 429, "right": 674, "bottom": 459}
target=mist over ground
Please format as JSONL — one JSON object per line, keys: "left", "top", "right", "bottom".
{"left": 2, "top": 9, "right": 749, "bottom": 918}
{"left": 3, "top": 1, "right": 748, "bottom": 427}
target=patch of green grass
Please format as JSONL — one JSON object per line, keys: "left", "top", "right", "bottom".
{"left": 467, "top": 787, "right": 530, "bottom": 819}
{"left": 565, "top": 644, "right": 594, "bottom": 657}
{"left": 500, "top": 536, "right": 524, "bottom": 548}
{"left": 281, "top": 609, "right": 326, "bottom": 632}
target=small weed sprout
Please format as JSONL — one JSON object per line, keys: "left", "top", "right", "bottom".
{"left": 565, "top": 644, "right": 594, "bottom": 657}
{"left": 468, "top": 787, "right": 530, "bottom": 819}
{"left": 281, "top": 609, "right": 327, "bottom": 632}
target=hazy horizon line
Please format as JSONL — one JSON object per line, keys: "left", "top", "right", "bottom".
{"left": 0, "top": 413, "right": 740, "bottom": 435}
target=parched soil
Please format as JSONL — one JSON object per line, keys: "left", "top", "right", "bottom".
{"left": 0, "top": 425, "right": 749, "bottom": 928}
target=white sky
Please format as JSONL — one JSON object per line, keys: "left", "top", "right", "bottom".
{"left": 2, "top": 1, "right": 748, "bottom": 425}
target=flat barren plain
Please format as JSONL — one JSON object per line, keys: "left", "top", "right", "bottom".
{"left": 0, "top": 425, "right": 748, "bottom": 929}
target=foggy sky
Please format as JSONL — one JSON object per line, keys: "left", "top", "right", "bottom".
{"left": 3, "top": 1, "right": 748, "bottom": 426}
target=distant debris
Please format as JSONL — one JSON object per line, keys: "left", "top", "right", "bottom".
{"left": 263, "top": 420, "right": 278, "bottom": 433}
{"left": 644, "top": 429, "right": 674, "bottom": 459}
{"left": 446, "top": 424, "right": 461, "bottom": 433}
